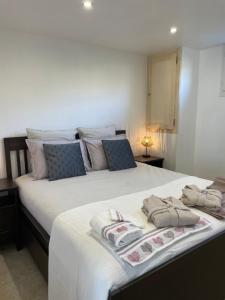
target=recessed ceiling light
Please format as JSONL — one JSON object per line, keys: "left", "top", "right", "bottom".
{"left": 170, "top": 26, "right": 178, "bottom": 35}
{"left": 82, "top": 0, "right": 93, "bottom": 10}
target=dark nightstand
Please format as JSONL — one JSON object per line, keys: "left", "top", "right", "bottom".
{"left": 135, "top": 156, "right": 164, "bottom": 168}
{"left": 0, "top": 179, "right": 19, "bottom": 248}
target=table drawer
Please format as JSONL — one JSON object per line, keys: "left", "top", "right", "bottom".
{"left": 148, "top": 160, "right": 163, "bottom": 168}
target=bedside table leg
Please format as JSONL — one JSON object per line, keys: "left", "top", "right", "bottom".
{"left": 15, "top": 217, "right": 24, "bottom": 251}
{"left": 14, "top": 191, "right": 23, "bottom": 251}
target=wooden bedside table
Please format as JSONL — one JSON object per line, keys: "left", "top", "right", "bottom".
{"left": 135, "top": 156, "right": 164, "bottom": 168}
{"left": 0, "top": 179, "right": 19, "bottom": 248}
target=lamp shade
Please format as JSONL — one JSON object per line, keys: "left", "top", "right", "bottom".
{"left": 141, "top": 136, "right": 153, "bottom": 148}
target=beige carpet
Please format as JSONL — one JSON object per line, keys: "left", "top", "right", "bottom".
{"left": 0, "top": 244, "right": 48, "bottom": 300}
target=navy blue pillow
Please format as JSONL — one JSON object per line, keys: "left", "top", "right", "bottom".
{"left": 102, "top": 139, "right": 137, "bottom": 171}
{"left": 43, "top": 143, "right": 86, "bottom": 181}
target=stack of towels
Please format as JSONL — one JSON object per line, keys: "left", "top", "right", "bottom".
{"left": 142, "top": 196, "right": 199, "bottom": 228}
{"left": 90, "top": 178, "right": 225, "bottom": 251}
{"left": 90, "top": 209, "right": 144, "bottom": 248}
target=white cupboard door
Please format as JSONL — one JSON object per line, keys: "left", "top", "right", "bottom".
{"left": 147, "top": 50, "right": 179, "bottom": 130}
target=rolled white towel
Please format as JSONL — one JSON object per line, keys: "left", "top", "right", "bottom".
{"left": 90, "top": 209, "right": 144, "bottom": 248}
{"left": 108, "top": 208, "right": 144, "bottom": 228}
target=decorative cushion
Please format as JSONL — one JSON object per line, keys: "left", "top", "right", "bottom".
{"left": 102, "top": 139, "right": 137, "bottom": 171}
{"left": 26, "top": 128, "right": 76, "bottom": 141}
{"left": 26, "top": 139, "right": 91, "bottom": 180}
{"left": 43, "top": 143, "right": 86, "bottom": 181}
{"left": 77, "top": 125, "right": 116, "bottom": 139}
{"left": 84, "top": 135, "right": 126, "bottom": 171}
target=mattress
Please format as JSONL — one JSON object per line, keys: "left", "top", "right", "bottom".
{"left": 16, "top": 163, "right": 184, "bottom": 235}
{"left": 49, "top": 176, "right": 225, "bottom": 300}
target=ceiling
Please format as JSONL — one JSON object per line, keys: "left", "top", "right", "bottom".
{"left": 0, "top": 0, "right": 225, "bottom": 54}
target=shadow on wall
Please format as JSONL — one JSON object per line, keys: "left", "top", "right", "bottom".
{"left": 147, "top": 131, "right": 176, "bottom": 171}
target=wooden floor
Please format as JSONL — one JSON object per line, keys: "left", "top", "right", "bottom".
{"left": 0, "top": 244, "right": 47, "bottom": 300}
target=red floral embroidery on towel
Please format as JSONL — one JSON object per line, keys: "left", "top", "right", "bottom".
{"left": 197, "top": 219, "right": 207, "bottom": 226}
{"left": 175, "top": 227, "right": 185, "bottom": 233}
{"left": 116, "top": 226, "right": 128, "bottom": 233}
{"left": 127, "top": 251, "right": 140, "bottom": 262}
{"left": 152, "top": 236, "right": 164, "bottom": 246}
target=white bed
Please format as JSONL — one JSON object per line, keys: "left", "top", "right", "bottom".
{"left": 16, "top": 162, "right": 184, "bottom": 235}
{"left": 15, "top": 162, "right": 225, "bottom": 300}
{"left": 48, "top": 175, "right": 225, "bottom": 300}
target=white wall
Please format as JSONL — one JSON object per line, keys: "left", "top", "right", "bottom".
{"left": 175, "top": 45, "right": 225, "bottom": 179}
{"left": 194, "top": 45, "right": 225, "bottom": 179}
{"left": 0, "top": 30, "right": 147, "bottom": 178}
{"left": 176, "top": 47, "right": 200, "bottom": 175}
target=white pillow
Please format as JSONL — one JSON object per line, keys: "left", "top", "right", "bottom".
{"left": 26, "top": 128, "right": 76, "bottom": 141}
{"left": 26, "top": 139, "right": 91, "bottom": 180}
{"left": 84, "top": 135, "right": 126, "bottom": 171}
{"left": 77, "top": 125, "right": 116, "bottom": 139}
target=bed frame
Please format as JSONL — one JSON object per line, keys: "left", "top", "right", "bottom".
{"left": 4, "top": 133, "right": 225, "bottom": 300}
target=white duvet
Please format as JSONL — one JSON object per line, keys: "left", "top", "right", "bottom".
{"left": 49, "top": 176, "right": 225, "bottom": 300}
{"left": 16, "top": 163, "right": 183, "bottom": 234}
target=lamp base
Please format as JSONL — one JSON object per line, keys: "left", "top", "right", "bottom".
{"left": 142, "top": 154, "right": 151, "bottom": 158}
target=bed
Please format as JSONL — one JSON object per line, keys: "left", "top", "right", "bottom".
{"left": 4, "top": 133, "right": 225, "bottom": 300}
{"left": 16, "top": 162, "right": 184, "bottom": 235}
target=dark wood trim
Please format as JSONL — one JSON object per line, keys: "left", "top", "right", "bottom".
{"left": 115, "top": 130, "right": 126, "bottom": 136}
{"left": 0, "top": 178, "right": 18, "bottom": 192}
{"left": 24, "top": 150, "right": 29, "bottom": 174}
{"left": 135, "top": 155, "right": 164, "bottom": 168}
{"left": 75, "top": 129, "right": 126, "bottom": 140}
{"left": 0, "top": 179, "right": 19, "bottom": 247}
{"left": 109, "top": 229, "right": 225, "bottom": 300}
{"left": 20, "top": 204, "right": 49, "bottom": 254}
{"left": 4, "top": 136, "right": 28, "bottom": 179}
{"left": 20, "top": 207, "right": 48, "bottom": 281}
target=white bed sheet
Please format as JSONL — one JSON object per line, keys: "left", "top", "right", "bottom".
{"left": 49, "top": 176, "right": 225, "bottom": 300}
{"left": 16, "top": 163, "right": 184, "bottom": 234}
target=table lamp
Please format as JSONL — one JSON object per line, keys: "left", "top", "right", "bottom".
{"left": 141, "top": 136, "right": 153, "bottom": 158}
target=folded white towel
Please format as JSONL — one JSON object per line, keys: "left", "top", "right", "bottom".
{"left": 109, "top": 208, "right": 124, "bottom": 222}
{"left": 108, "top": 209, "right": 144, "bottom": 228}
{"left": 90, "top": 209, "right": 144, "bottom": 248}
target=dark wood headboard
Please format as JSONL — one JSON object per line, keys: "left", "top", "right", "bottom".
{"left": 4, "top": 130, "right": 126, "bottom": 180}
{"left": 4, "top": 136, "right": 28, "bottom": 179}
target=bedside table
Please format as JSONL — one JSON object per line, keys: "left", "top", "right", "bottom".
{"left": 135, "top": 156, "right": 164, "bottom": 168}
{"left": 0, "top": 179, "right": 19, "bottom": 248}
